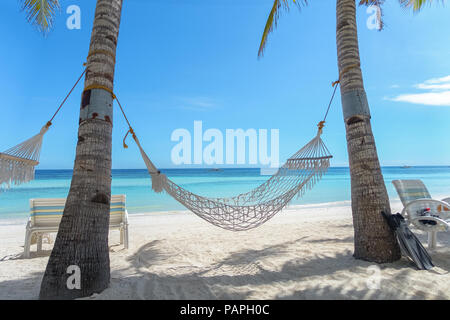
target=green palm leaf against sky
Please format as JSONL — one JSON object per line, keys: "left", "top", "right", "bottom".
{"left": 399, "top": 0, "right": 430, "bottom": 11}
{"left": 258, "top": 0, "right": 306, "bottom": 57}
{"left": 258, "top": 0, "right": 386, "bottom": 57}
{"left": 399, "top": 0, "right": 445, "bottom": 11}
{"left": 21, "top": 0, "right": 60, "bottom": 34}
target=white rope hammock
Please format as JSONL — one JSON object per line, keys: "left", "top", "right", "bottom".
{"left": 126, "top": 122, "right": 332, "bottom": 231}
{"left": 0, "top": 124, "right": 50, "bottom": 191}
{"left": 116, "top": 81, "right": 339, "bottom": 231}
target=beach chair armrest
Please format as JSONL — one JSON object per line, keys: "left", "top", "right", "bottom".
{"left": 410, "top": 216, "right": 450, "bottom": 232}
{"left": 402, "top": 199, "right": 450, "bottom": 231}
{"left": 402, "top": 198, "right": 450, "bottom": 217}
{"left": 26, "top": 217, "right": 32, "bottom": 229}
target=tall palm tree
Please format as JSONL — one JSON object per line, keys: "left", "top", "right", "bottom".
{"left": 20, "top": 0, "right": 124, "bottom": 299}
{"left": 259, "top": 0, "right": 401, "bottom": 263}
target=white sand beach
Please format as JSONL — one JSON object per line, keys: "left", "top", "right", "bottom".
{"left": 0, "top": 200, "right": 449, "bottom": 300}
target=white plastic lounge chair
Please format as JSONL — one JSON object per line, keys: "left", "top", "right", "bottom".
{"left": 392, "top": 180, "right": 450, "bottom": 249}
{"left": 24, "top": 194, "right": 129, "bottom": 258}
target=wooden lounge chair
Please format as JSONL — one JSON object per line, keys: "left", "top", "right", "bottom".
{"left": 24, "top": 194, "right": 129, "bottom": 258}
{"left": 392, "top": 180, "right": 450, "bottom": 249}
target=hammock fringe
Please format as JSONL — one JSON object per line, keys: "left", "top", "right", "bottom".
{"left": 151, "top": 173, "right": 167, "bottom": 193}
{"left": 0, "top": 158, "right": 36, "bottom": 191}
{"left": 0, "top": 124, "right": 49, "bottom": 192}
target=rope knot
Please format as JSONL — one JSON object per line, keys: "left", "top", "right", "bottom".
{"left": 123, "top": 128, "right": 131, "bottom": 149}
{"left": 317, "top": 121, "right": 325, "bottom": 135}
{"left": 123, "top": 127, "right": 137, "bottom": 149}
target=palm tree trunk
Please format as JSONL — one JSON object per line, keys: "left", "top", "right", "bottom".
{"left": 39, "top": 0, "right": 123, "bottom": 299}
{"left": 336, "top": 0, "right": 400, "bottom": 263}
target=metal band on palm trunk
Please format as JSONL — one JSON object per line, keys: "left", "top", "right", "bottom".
{"left": 341, "top": 89, "right": 371, "bottom": 120}
{"left": 80, "top": 88, "right": 114, "bottom": 124}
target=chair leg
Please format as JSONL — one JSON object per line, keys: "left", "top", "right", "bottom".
{"left": 37, "top": 234, "right": 43, "bottom": 254}
{"left": 120, "top": 228, "right": 124, "bottom": 245}
{"left": 124, "top": 224, "right": 129, "bottom": 249}
{"left": 24, "top": 228, "right": 32, "bottom": 259}
{"left": 428, "top": 231, "right": 437, "bottom": 250}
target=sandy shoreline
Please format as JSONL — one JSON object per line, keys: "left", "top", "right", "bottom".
{"left": 0, "top": 200, "right": 449, "bottom": 300}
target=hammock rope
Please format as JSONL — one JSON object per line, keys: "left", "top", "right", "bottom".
{"left": 0, "top": 67, "right": 87, "bottom": 191}
{"left": 119, "top": 81, "right": 340, "bottom": 231}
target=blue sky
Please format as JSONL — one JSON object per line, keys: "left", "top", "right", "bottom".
{"left": 0, "top": 0, "right": 449, "bottom": 169}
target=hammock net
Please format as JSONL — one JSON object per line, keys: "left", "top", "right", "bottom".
{"left": 130, "top": 123, "right": 332, "bottom": 231}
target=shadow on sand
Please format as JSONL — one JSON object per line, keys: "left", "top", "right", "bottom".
{"left": 105, "top": 232, "right": 449, "bottom": 300}
{"left": 1, "top": 225, "right": 449, "bottom": 299}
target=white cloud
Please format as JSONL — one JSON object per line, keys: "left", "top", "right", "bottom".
{"left": 176, "top": 97, "right": 218, "bottom": 111}
{"left": 390, "top": 75, "right": 450, "bottom": 106}
{"left": 415, "top": 83, "right": 450, "bottom": 90}
{"left": 391, "top": 91, "right": 450, "bottom": 106}
{"left": 422, "top": 75, "right": 450, "bottom": 85}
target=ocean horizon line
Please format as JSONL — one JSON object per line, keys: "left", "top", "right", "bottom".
{"left": 33, "top": 165, "right": 450, "bottom": 171}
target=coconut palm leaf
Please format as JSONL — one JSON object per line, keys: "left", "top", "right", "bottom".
{"left": 399, "top": 0, "right": 443, "bottom": 11}
{"left": 258, "top": 0, "right": 389, "bottom": 57}
{"left": 258, "top": 0, "right": 307, "bottom": 57}
{"left": 20, "top": 0, "right": 60, "bottom": 34}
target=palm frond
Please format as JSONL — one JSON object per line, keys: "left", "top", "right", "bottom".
{"left": 399, "top": 0, "right": 440, "bottom": 11}
{"left": 359, "top": 0, "right": 385, "bottom": 30}
{"left": 258, "top": 0, "right": 308, "bottom": 58}
{"left": 21, "top": 0, "right": 61, "bottom": 34}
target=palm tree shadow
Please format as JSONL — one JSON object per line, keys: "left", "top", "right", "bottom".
{"left": 125, "top": 240, "right": 172, "bottom": 267}
{"left": 306, "top": 236, "right": 354, "bottom": 244}
{"left": 0, "top": 249, "right": 53, "bottom": 261}
{"left": 2, "top": 235, "right": 449, "bottom": 300}
{"left": 429, "top": 251, "right": 450, "bottom": 273}
{"left": 0, "top": 253, "right": 24, "bottom": 261}
{"left": 204, "top": 237, "right": 310, "bottom": 270}
{"left": 116, "top": 227, "right": 450, "bottom": 300}
{"left": 110, "top": 240, "right": 251, "bottom": 299}
{"left": 277, "top": 279, "right": 449, "bottom": 300}
{"left": 115, "top": 237, "right": 372, "bottom": 299}
{"left": 0, "top": 271, "right": 43, "bottom": 299}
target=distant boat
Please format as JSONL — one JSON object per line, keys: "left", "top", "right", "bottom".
{"left": 209, "top": 168, "right": 222, "bottom": 172}
{"left": 401, "top": 165, "right": 411, "bottom": 169}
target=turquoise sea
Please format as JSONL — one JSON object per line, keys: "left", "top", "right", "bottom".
{"left": 0, "top": 167, "right": 449, "bottom": 221}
